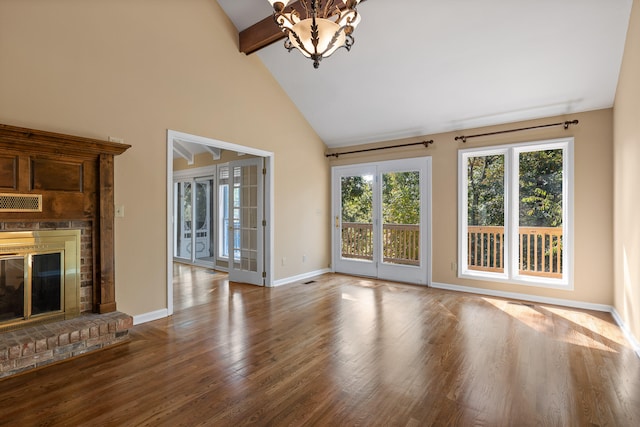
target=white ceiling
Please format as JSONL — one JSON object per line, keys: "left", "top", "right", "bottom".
{"left": 217, "top": 0, "right": 633, "bottom": 148}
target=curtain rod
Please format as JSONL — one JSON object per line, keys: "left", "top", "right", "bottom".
{"left": 325, "top": 140, "right": 434, "bottom": 158}
{"left": 454, "top": 120, "right": 579, "bottom": 143}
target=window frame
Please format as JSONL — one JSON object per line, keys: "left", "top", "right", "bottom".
{"left": 458, "top": 137, "right": 574, "bottom": 289}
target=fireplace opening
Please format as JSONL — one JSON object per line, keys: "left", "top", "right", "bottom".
{"left": 32, "top": 253, "right": 62, "bottom": 315}
{"left": 0, "top": 252, "right": 63, "bottom": 322}
{"left": 0, "top": 230, "right": 80, "bottom": 332}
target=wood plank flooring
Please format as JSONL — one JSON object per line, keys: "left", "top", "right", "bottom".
{"left": 1, "top": 264, "right": 639, "bottom": 426}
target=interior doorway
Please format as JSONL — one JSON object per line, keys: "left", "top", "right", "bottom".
{"left": 166, "top": 130, "right": 274, "bottom": 316}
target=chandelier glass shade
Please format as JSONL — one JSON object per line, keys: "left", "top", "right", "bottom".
{"left": 267, "top": 0, "right": 362, "bottom": 68}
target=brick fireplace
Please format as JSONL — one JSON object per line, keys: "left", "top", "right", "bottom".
{"left": 0, "top": 124, "right": 132, "bottom": 379}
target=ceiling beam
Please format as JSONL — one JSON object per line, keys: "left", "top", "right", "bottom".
{"left": 239, "top": 1, "right": 305, "bottom": 55}
{"left": 239, "top": 0, "right": 367, "bottom": 55}
{"left": 204, "top": 145, "right": 221, "bottom": 160}
{"left": 173, "top": 140, "right": 194, "bottom": 165}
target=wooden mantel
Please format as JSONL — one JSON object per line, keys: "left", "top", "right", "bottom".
{"left": 0, "top": 123, "right": 131, "bottom": 314}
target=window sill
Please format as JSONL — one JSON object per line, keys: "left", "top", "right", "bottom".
{"left": 458, "top": 270, "right": 572, "bottom": 291}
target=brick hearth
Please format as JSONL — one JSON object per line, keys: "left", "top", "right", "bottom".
{"left": 0, "top": 312, "right": 132, "bottom": 379}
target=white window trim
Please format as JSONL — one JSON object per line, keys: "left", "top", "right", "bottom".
{"left": 458, "top": 137, "right": 574, "bottom": 290}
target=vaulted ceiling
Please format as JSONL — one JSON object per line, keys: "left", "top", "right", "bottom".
{"left": 217, "top": 0, "right": 633, "bottom": 148}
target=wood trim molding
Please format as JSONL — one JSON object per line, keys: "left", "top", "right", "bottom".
{"left": 97, "top": 154, "right": 116, "bottom": 313}
{"left": 0, "top": 123, "right": 131, "bottom": 156}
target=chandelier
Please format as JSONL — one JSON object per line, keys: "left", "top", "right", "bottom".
{"left": 267, "top": 0, "right": 362, "bottom": 69}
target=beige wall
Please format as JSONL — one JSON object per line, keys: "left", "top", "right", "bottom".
{"left": 0, "top": 0, "right": 331, "bottom": 316}
{"left": 330, "top": 109, "right": 614, "bottom": 305}
{"left": 614, "top": 0, "right": 640, "bottom": 342}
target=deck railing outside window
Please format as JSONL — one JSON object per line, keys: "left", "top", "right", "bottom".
{"left": 341, "top": 223, "right": 562, "bottom": 277}
{"left": 341, "top": 222, "right": 420, "bottom": 266}
{"left": 467, "top": 225, "right": 562, "bottom": 278}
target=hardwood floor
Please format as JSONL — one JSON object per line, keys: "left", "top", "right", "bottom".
{"left": 1, "top": 265, "right": 639, "bottom": 426}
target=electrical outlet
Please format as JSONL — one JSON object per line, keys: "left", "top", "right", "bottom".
{"left": 303, "top": 254, "right": 307, "bottom": 263}
{"left": 281, "top": 257, "right": 286, "bottom": 266}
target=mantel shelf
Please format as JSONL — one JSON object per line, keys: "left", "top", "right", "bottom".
{"left": 0, "top": 123, "right": 131, "bottom": 157}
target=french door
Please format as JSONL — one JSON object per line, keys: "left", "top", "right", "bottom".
{"left": 332, "top": 157, "right": 431, "bottom": 285}
{"left": 227, "top": 157, "right": 265, "bottom": 286}
{"left": 174, "top": 176, "right": 214, "bottom": 267}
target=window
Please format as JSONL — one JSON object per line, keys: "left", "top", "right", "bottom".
{"left": 217, "top": 165, "right": 241, "bottom": 260}
{"left": 458, "top": 138, "right": 573, "bottom": 289}
{"left": 218, "top": 184, "right": 229, "bottom": 258}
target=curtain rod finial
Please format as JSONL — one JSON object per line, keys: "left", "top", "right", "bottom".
{"left": 563, "top": 119, "right": 579, "bottom": 129}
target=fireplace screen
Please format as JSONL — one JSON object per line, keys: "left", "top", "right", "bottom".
{"left": 0, "top": 252, "right": 63, "bottom": 322}
{"left": 0, "top": 256, "right": 25, "bottom": 322}
{"left": 0, "top": 230, "right": 80, "bottom": 331}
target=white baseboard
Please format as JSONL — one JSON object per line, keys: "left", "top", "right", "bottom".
{"left": 611, "top": 308, "right": 640, "bottom": 358}
{"left": 431, "top": 281, "right": 612, "bottom": 312}
{"left": 431, "top": 281, "right": 640, "bottom": 359}
{"left": 272, "top": 268, "right": 332, "bottom": 287}
{"left": 133, "top": 308, "right": 169, "bottom": 325}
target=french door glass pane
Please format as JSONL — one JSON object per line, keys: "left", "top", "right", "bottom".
{"left": 467, "top": 154, "right": 505, "bottom": 273}
{"left": 175, "top": 181, "right": 192, "bottom": 259}
{"left": 194, "top": 179, "right": 214, "bottom": 263}
{"left": 218, "top": 184, "right": 229, "bottom": 258}
{"left": 518, "top": 149, "right": 563, "bottom": 278}
{"left": 382, "top": 171, "right": 420, "bottom": 266}
{"left": 341, "top": 175, "right": 373, "bottom": 261}
{"left": 232, "top": 165, "right": 258, "bottom": 273}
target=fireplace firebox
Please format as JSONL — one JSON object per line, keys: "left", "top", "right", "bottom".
{"left": 0, "top": 230, "right": 80, "bottom": 332}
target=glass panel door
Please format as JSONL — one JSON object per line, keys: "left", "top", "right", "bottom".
{"left": 377, "top": 161, "right": 428, "bottom": 284}
{"left": 333, "top": 166, "right": 377, "bottom": 277}
{"left": 381, "top": 171, "right": 420, "bottom": 266}
{"left": 174, "top": 181, "right": 192, "bottom": 260}
{"left": 173, "top": 176, "right": 215, "bottom": 267}
{"left": 193, "top": 178, "right": 214, "bottom": 264}
{"left": 332, "top": 158, "right": 430, "bottom": 284}
{"left": 228, "top": 158, "right": 264, "bottom": 285}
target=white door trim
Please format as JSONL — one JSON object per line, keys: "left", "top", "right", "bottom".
{"left": 166, "top": 129, "right": 274, "bottom": 316}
